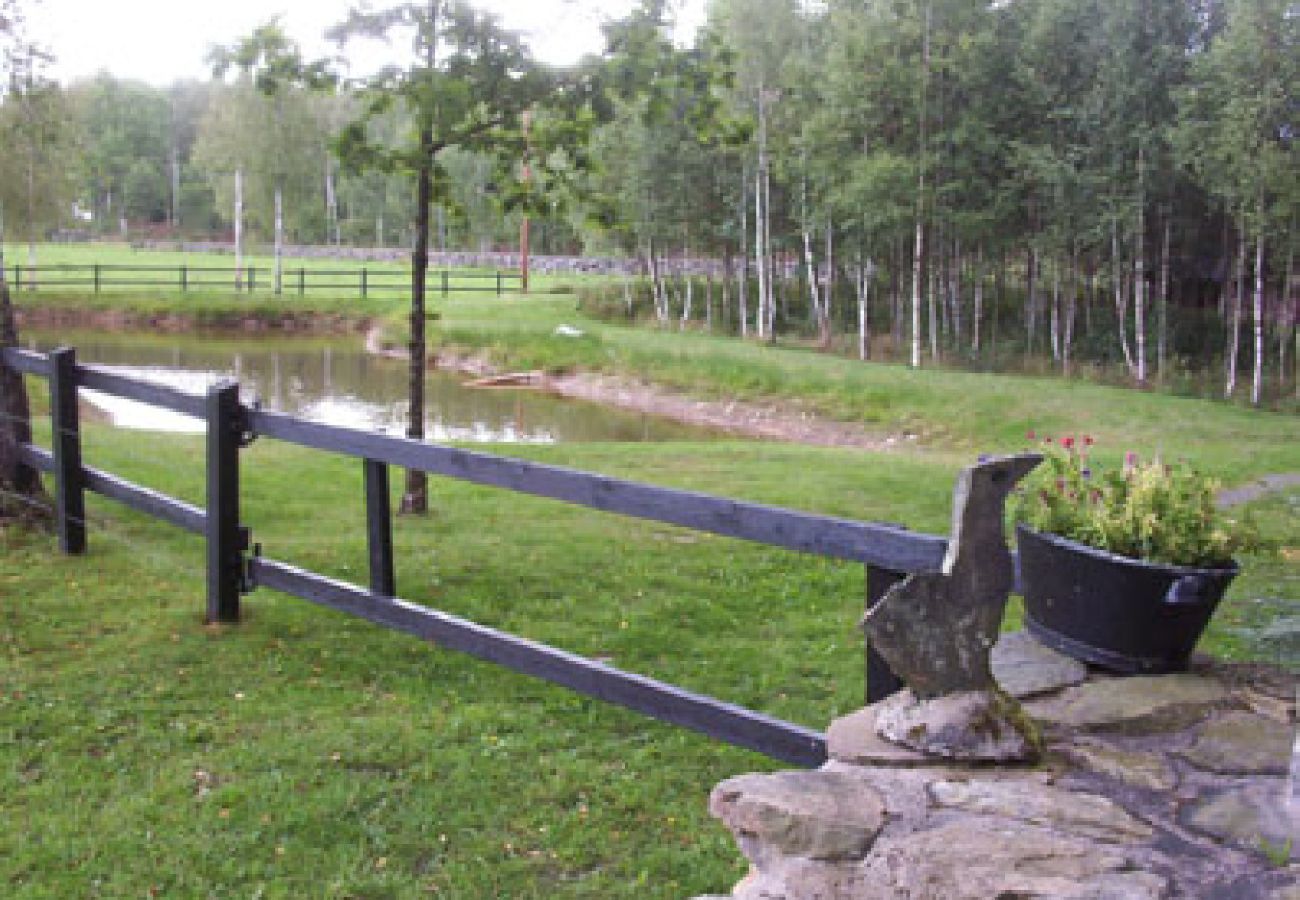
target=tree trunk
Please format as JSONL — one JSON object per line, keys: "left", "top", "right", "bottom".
{"left": 1158, "top": 209, "right": 1171, "bottom": 382}
{"left": 0, "top": 256, "right": 48, "bottom": 522}
{"left": 1225, "top": 224, "right": 1244, "bottom": 399}
{"left": 274, "top": 181, "right": 284, "bottom": 296}
{"left": 1111, "top": 220, "right": 1135, "bottom": 374}
{"left": 1251, "top": 222, "right": 1264, "bottom": 406}
{"left": 401, "top": 124, "right": 434, "bottom": 515}
{"left": 1134, "top": 148, "right": 1147, "bottom": 385}
{"left": 738, "top": 172, "right": 749, "bottom": 338}
{"left": 971, "top": 245, "right": 983, "bottom": 355}
{"left": 234, "top": 167, "right": 245, "bottom": 291}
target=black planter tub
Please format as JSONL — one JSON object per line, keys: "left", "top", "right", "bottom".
{"left": 1016, "top": 525, "right": 1239, "bottom": 674}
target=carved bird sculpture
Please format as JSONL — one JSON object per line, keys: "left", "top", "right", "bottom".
{"left": 862, "top": 453, "right": 1042, "bottom": 699}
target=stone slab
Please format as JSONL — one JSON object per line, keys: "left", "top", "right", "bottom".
{"left": 992, "top": 629, "right": 1090, "bottom": 699}
{"left": 928, "top": 778, "right": 1155, "bottom": 843}
{"left": 709, "top": 769, "right": 887, "bottom": 865}
{"left": 1177, "top": 711, "right": 1294, "bottom": 776}
{"left": 1181, "top": 783, "right": 1300, "bottom": 862}
{"left": 874, "top": 688, "right": 1041, "bottom": 762}
{"left": 1059, "top": 740, "right": 1177, "bottom": 792}
{"left": 1023, "top": 674, "right": 1230, "bottom": 734}
{"left": 855, "top": 821, "right": 1164, "bottom": 900}
{"left": 826, "top": 706, "right": 938, "bottom": 767}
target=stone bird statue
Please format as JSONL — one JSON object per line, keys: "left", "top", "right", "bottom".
{"left": 863, "top": 453, "right": 1042, "bottom": 700}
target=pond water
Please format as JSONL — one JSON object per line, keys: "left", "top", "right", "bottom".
{"left": 23, "top": 329, "right": 715, "bottom": 443}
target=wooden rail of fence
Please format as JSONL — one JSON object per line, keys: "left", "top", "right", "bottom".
{"left": 5, "top": 264, "right": 521, "bottom": 298}
{"left": 3, "top": 344, "right": 946, "bottom": 767}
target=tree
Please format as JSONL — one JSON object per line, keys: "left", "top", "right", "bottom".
{"left": 0, "top": 0, "right": 51, "bottom": 523}
{"left": 1177, "top": 0, "right": 1299, "bottom": 403}
{"left": 327, "top": 0, "right": 591, "bottom": 513}
{"left": 209, "top": 22, "right": 336, "bottom": 293}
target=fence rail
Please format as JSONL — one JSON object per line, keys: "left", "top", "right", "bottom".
{"left": 2, "top": 344, "right": 938, "bottom": 767}
{"left": 5, "top": 263, "right": 521, "bottom": 298}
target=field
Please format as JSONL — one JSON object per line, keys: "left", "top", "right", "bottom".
{"left": 2, "top": 245, "right": 1297, "bottom": 896}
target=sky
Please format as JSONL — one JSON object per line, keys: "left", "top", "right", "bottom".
{"left": 27, "top": 0, "right": 707, "bottom": 86}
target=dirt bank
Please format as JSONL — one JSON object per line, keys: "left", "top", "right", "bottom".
{"left": 16, "top": 306, "right": 371, "bottom": 335}
{"left": 365, "top": 324, "right": 909, "bottom": 449}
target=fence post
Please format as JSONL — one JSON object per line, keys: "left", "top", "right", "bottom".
{"left": 249, "top": 267, "right": 256, "bottom": 294}
{"left": 206, "top": 380, "right": 245, "bottom": 623}
{"left": 441, "top": 270, "right": 449, "bottom": 298}
{"left": 93, "top": 264, "right": 101, "bottom": 294}
{"left": 298, "top": 268, "right": 305, "bottom": 296}
{"left": 364, "top": 459, "right": 396, "bottom": 597}
{"left": 181, "top": 265, "right": 188, "bottom": 293}
{"left": 865, "top": 565, "right": 905, "bottom": 704}
{"left": 496, "top": 270, "right": 502, "bottom": 296}
{"left": 49, "top": 347, "right": 86, "bottom": 555}
{"left": 361, "top": 267, "right": 368, "bottom": 300}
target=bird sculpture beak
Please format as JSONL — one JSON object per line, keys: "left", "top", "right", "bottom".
{"left": 986, "top": 452, "right": 1043, "bottom": 492}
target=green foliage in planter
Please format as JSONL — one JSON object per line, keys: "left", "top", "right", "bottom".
{"left": 1010, "top": 436, "right": 1259, "bottom": 568}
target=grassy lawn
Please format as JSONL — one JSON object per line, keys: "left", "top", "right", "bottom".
{"left": 2, "top": 407, "right": 1297, "bottom": 897}
{"left": 2, "top": 245, "right": 1297, "bottom": 896}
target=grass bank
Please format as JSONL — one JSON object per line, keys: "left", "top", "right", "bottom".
{"left": 3, "top": 413, "right": 1295, "bottom": 897}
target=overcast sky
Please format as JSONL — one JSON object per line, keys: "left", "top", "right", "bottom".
{"left": 27, "top": 0, "right": 706, "bottom": 86}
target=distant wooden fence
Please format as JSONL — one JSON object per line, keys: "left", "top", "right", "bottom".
{"left": 5, "top": 264, "right": 521, "bottom": 298}
{"left": 2, "top": 345, "right": 947, "bottom": 767}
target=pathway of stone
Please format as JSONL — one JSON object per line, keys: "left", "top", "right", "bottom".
{"left": 701, "top": 631, "right": 1298, "bottom": 899}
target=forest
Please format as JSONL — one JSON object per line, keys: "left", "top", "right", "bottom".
{"left": 0, "top": 0, "right": 1296, "bottom": 404}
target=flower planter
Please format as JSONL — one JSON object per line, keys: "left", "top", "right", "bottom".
{"left": 1016, "top": 525, "right": 1238, "bottom": 674}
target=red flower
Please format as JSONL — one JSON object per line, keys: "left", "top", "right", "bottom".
{"left": 1062, "top": 436, "right": 1076, "bottom": 450}
{"left": 1026, "top": 429, "right": 1036, "bottom": 440}
{"left": 1083, "top": 435, "right": 1094, "bottom": 446}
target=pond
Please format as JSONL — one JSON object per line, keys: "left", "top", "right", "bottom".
{"left": 22, "top": 328, "right": 715, "bottom": 443}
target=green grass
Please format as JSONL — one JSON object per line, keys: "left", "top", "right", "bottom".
{"left": 2, "top": 244, "right": 1297, "bottom": 895}
{"left": 2, "top": 420, "right": 955, "bottom": 898}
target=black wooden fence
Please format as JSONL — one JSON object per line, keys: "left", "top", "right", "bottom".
{"left": 6, "top": 264, "right": 521, "bottom": 298}
{"left": 2, "top": 345, "right": 946, "bottom": 768}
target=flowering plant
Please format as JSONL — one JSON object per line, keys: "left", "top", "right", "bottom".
{"left": 1009, "top": 433, "right": 1257, "bottom": 568}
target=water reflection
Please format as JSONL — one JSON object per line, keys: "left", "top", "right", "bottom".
{"left": 25, "top": 329, "right": 712, "bottom": 443}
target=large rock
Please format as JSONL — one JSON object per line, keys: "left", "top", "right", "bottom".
{"left": 992, "top": 629, "right": 1089, "bottom": 699}
{"left": 826, "top": 706, "right": 939, "bottom": 767}
{"left": 709, "top": 770, "right": 887, "bottom": 868}
{"left": 928, "top": 778, "right": 1154, "bottom": 843}
{"left": 1058, "top": 740, "right": 1177, "bottom": 792}
{"left": 873, "top": 688, "right": 1041, "bottom": 762}
{"left": 1181, "top": 783, "right": 1300, "bottom": 862}
{"left": 730, "top": 821, "right": 1166, "bottom": 900}
{"left": 1176, "top": 711, "right": 1294, "bottom": 776}
{"left": 1023, "top": 674, "right": 1229, "bottom": 734}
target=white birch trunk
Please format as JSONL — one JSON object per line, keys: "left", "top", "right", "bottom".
{"left": 274, "top": 182, "right": 284, "bottom": 296}
{"left": 1111, "top": 220, "right": 1134, "bottom": 373}
{"left": 972, "top": 245, "right": 983, "bottom": 354}
{"left": 1135, "top": 163, "right": 1147, "bottom": 384}
{"left": 1251, "top": 225, "right": 1264, "bottom": 406}
{"left": 1158, "top": 211, "right": 1171, "bottom": 381}
{"left": 1226, "top": 227, "right": 1244, "bottom": 398}
{"left": 234, "top": 167, "right": 244, "bottom": 291}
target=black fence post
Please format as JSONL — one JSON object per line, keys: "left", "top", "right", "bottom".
{"left": 249, "top": 267, "right": 256, "bottom": 294}
{"left": 49, "top": 347, "right": 86, "bottom": 555}
{"left": 441, "top": 270, "right": 449, "bottom": 298}
{"left": 181, "top": 265, "right": 188, "bottom": 293}
{"left": 364, "top": 459, "right": 396, "bottom": 597}
{"left": 93, "top": 264, "right": 101, "bottom": 294}
{"left": 864, "top": 565, "right": 905, "bottom": 704}
{"left": 495, "top": 271, "right": 502, "bottom": 296}
{"left": 361, "top": 268, "right": 368, "bottom": 300}
{"left": 206, "top": 380, "right": 244, "bottom": 623}
{"left": 298, "top": 268, "right": 305, "bottom": 296}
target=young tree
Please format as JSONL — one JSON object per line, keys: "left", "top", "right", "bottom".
{"left": 327, "top": 0, "right": 592, "bottom": 513}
